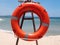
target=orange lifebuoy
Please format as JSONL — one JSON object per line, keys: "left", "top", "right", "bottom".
{"left": 11, "top": 2, "right": 50, "bottom": 41}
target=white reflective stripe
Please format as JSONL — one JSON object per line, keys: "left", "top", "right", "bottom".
{"left": 24, "top": 34, "right": 28, "bottom": 40}
{"left": 11, "top": 16, "right": 18, "bottom": 20}
{"left": 21, "top": 34, "right": 38, "bottom": 41}
{"left": 21, "top": 38, "right": 38, "bottom": 40}
{"left": 22, "top": 38, "right": 28, "bottom": 41}
{"left": 42, "top": 23, "right": 49, "bottom": 27}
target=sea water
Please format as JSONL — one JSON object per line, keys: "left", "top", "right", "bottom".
{"left": 0, "top": 16, "right": 60, "bottom": 36}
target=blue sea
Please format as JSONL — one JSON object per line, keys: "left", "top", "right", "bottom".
{"left": 0, "top": 16, "right": 60, "bottom": 36}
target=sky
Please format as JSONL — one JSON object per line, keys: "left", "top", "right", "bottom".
{"left": 0, "top": 0, "right": 60, "bottom": 17}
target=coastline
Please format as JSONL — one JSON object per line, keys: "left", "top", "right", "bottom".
{"left": 0, "top": 30, "right": 60, "bottom": 45}
{"left": 0, "top": 16, "right": 60, "bottom": 19}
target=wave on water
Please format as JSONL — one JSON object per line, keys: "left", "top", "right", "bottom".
{"left": 0, "top": 18, "right": 3, "bottom": 21}
{"left": 0, "top": 29, "right": 13, "bottom": 34}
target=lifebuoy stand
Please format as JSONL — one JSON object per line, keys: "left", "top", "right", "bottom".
{"left": 16, "top": 12, "right": 38, "bottom": 45}
{"left": 15, "top": 0, "right": 39, "bottom": 45}
{"left": 10, "top": 0, "right": 50, "bottom": 45}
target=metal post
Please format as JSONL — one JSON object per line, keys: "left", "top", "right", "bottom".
{"left": 32, "top": 12, "right": 38, "bottom": 45}
{"left": 16, "top": 13, "right": 25, "bottom": 45}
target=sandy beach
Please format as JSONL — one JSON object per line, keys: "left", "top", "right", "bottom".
{"left": 0, "top": 30, "right": 60, "bottom": 45}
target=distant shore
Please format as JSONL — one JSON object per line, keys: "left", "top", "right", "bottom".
{"left": 0, "top": 16, "right": 60, "bottom": 19}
